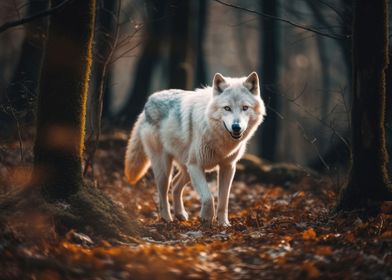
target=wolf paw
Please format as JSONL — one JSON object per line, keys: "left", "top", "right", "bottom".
{"left": 175, "top": 211, "right": 189, "bottom": 221}
{"left": 160, "top": 213, "right": 173, "bottom": 222}
{"left": 200, "top": 198, "right": 215, "bottom": 225}
{"left": 217, "top": 219, "right": 231, "bottom": 227}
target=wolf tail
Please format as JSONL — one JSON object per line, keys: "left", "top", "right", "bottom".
{"left": 124, "top": 115, "right": 150, "bottom": 185}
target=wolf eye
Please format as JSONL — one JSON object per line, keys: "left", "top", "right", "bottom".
{"left": 242, "top": 106, "right": 249, "bottom": 111}
{"left": 224, "top": 106, "right": 231, "bottom": 111}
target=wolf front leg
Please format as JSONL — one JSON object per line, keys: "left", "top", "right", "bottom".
{"left": 187, "top": 164, "right": 215, "bottom": 225}
{"left": 217, "top": 163, "right": 236, "bottom": 226}
{"left": 172, "top": 169, "right": 190, "bottom": 221}
{"left": 151, "top": 154, "right": 173, "bottom": 222}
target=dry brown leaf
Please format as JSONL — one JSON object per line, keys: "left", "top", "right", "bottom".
{"left": 302, "top": 228, "right": 317, "bottom": 240}
{"left": 302, "top": 260, "right": 321, "bottom": 278}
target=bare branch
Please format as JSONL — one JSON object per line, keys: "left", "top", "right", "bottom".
{"left": 0, "top": 0, "right": 74, "bottom": 34}
{"left": 213, "top": 0, "right": 349, "bottom": 40}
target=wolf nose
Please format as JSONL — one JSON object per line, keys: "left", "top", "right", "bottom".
{"left": 232, "top": 123, "right": 241, "bottom": 133}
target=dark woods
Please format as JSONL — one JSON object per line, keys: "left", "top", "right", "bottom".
{"left": 0, "top": 1, "right": 391, "bottom": 279}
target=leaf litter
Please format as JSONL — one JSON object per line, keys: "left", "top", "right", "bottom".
{"left": 0, "top": 129, "right": 392, "bottom": 279}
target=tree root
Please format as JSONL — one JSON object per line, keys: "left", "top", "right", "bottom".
{"left": 0, "top": 183, "right": 150, "bottom": 243}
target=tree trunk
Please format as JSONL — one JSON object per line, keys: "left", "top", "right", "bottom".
{"left": 0, "top": 0, "right": 144, "bottom": 241}
{"left": 386, "top": 48, "right": 392, "bottom": 174}
{"left": 337, "top": 0, "right": 392, "bottom": 210}
{"left": 168, "top": 0, "right": 192, "bottom": 89}
{"left": 259, "top": 0, "right": 280, "bottom": 162}
{"left": 86, "top": 0, "right": 120, "bottom": 137}
{"left": 195, "top": 0, "right": 207, "bottom": 87}
{"left": 0, "top": 0, "right": 49, "bottom": 135}
{"left": 33, "top": 0, "right": 96, "bottom": 199}
{"left": 115, "top": 0, "right": 169, "bottom": 126}
{"left": 85, "top": 0, "right": 121, "bottom": 175}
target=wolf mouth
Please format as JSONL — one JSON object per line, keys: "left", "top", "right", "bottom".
{"left": 223, "top": 122, "right": 243, "bottom": 140}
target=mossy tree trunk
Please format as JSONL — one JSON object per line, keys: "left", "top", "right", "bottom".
{"left": 33, "top": 0, "right": 95, "bottom": 199}
{"left": 0, "top": 0, "right": 144, "bottom": 241}
{"left": 336, "top": 0, "right": 392, "bottom": 210}
{"left": 84, "top": 0, "right": 121, "bottom": 175}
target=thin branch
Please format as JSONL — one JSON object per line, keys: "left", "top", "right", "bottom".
{"left": 296, "top": 121, "right": 330, "bottom": 170}
{"left": 317, "top": 0, "right": 344, "bottom": 21}
{"left": 0, "top": 0, "right": 74, "bottom": 34}
{"left": 279, "top": 88, "right": 350, "bottom": 151}
{"left": 213, "top": 0, "right": 349, "bottom": 40}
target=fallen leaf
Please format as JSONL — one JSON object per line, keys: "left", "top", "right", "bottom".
{"left": 315, "top": 246, "right": 333, "bottom": 256}
{"left": 302, "top": 260, "right": 321, "bottom": 278}
{"left": 303, "top": 228, "right": 317, "bottom": 240}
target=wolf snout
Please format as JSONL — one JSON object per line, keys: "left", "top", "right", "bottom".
{"left": 231, "top": 123, "right": 241, "bottom": 133}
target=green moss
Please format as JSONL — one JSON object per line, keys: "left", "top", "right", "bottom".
{"left": 33, "top": 0, "right": 96, "bottom": 198}
{"left": 0, "top": 183, "right": 146, "bottom": 242}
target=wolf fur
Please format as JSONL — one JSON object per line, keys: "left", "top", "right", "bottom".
{"left": 124, "top": 72, "right": 266, "bottom": 226}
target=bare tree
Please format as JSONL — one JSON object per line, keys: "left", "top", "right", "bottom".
{"left": 168, "top": 0, "right": 193, "bottom": 89}
{"left": 1, "top": 0, "right": 141, "bottom": 240}
{"left": 194, "top": 0, "right": 208, "bottom": 87}
{"left": 85, "top": 0, "right": 121, "bottom": 176}
{"left": 337, "top": 0, "right": 392, "bottom": 210}
{"left": 115, "top": 0, "right": 169, "bottom": 126}
{"left": 0, "top": 0, "right": 49, "bottom": 135}
{"left": 259, "top": 0, "right": 280, "bottom": 161}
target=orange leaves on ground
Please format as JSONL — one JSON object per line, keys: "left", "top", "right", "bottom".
{"left": 315, "top": 246, "right": 333, "bottom": 256}
{"left": 302, "top": 228, "right": 317, "bottom": 240}
{"left": 2, "top": 129, "right": 392, "bottom": 279}
{"left": 302, "top": 260, "right": 321, "bottom": 278}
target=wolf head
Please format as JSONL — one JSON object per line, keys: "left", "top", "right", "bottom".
{"left": 207, "top": 72, "right": 266, "bottom": 141}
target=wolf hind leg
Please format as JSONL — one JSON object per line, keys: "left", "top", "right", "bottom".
{"left": 150, "top": 153, "right": 173, "bottom": 222}
{"left": 172, "top": 167, "right": 190, "bottom": 221}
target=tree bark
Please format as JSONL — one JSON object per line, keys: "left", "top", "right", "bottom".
{"left": 33, "top": 0, "right": 96, "bottom": 199}
{"left": 386, "top": 48, "right": 392, "bottom": 174}
{"left": 168, "top": 0, "right": 192, "bottom": 89}
{"left": 195, "top": 0, "right": 207, "bottom": 87}
{"left": 0, "top": 0, "right": 144, "bottom": 241}
{"left": 86, "top": 0, "right": 120, "bottom": 137}
{"left": 259, "top": 0, "right": 280, "bottom": 161}
{"left": 84, "top": 0, "right": 121, "bottom": 175}
{"left": 337, "top": 0, "right": 392, "bottom": 210}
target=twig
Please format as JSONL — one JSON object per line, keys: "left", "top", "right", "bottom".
{"left": 0, "top": 0, "right": 74, "bottom": 34}
{"left": 9, "top": 107, "right": 24, "bottom": 162}
{"left": 12, "top": 0, "right": 21, "bottom": 21}
{"left": 279, "top": 88, "right": 350, "bottom": 151}
{"left": 2, "top": 94, "right": 24, "bottom": 161}
{"left": 317, "top": 0, "right": 345, "bottom": 21}
{"left": 296, "top": 121, "right": 329, "bottom": 170}
{"left": 213, "top": 0, "right": 348, "bottom": 40}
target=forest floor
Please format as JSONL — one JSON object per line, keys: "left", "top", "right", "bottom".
{"left": 0, "top": 128, "right": 392, "bottom": 279}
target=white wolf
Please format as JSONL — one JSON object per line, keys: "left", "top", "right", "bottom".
{"left": 124, "top": 72, "right": 265, "bottom": 226}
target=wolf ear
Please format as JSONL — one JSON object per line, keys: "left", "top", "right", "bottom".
{"left": 213, "top": 73, "right": 227, "bottom": 96}
{"left": 244, "top": 72, "right": 260, "bottom": 95}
